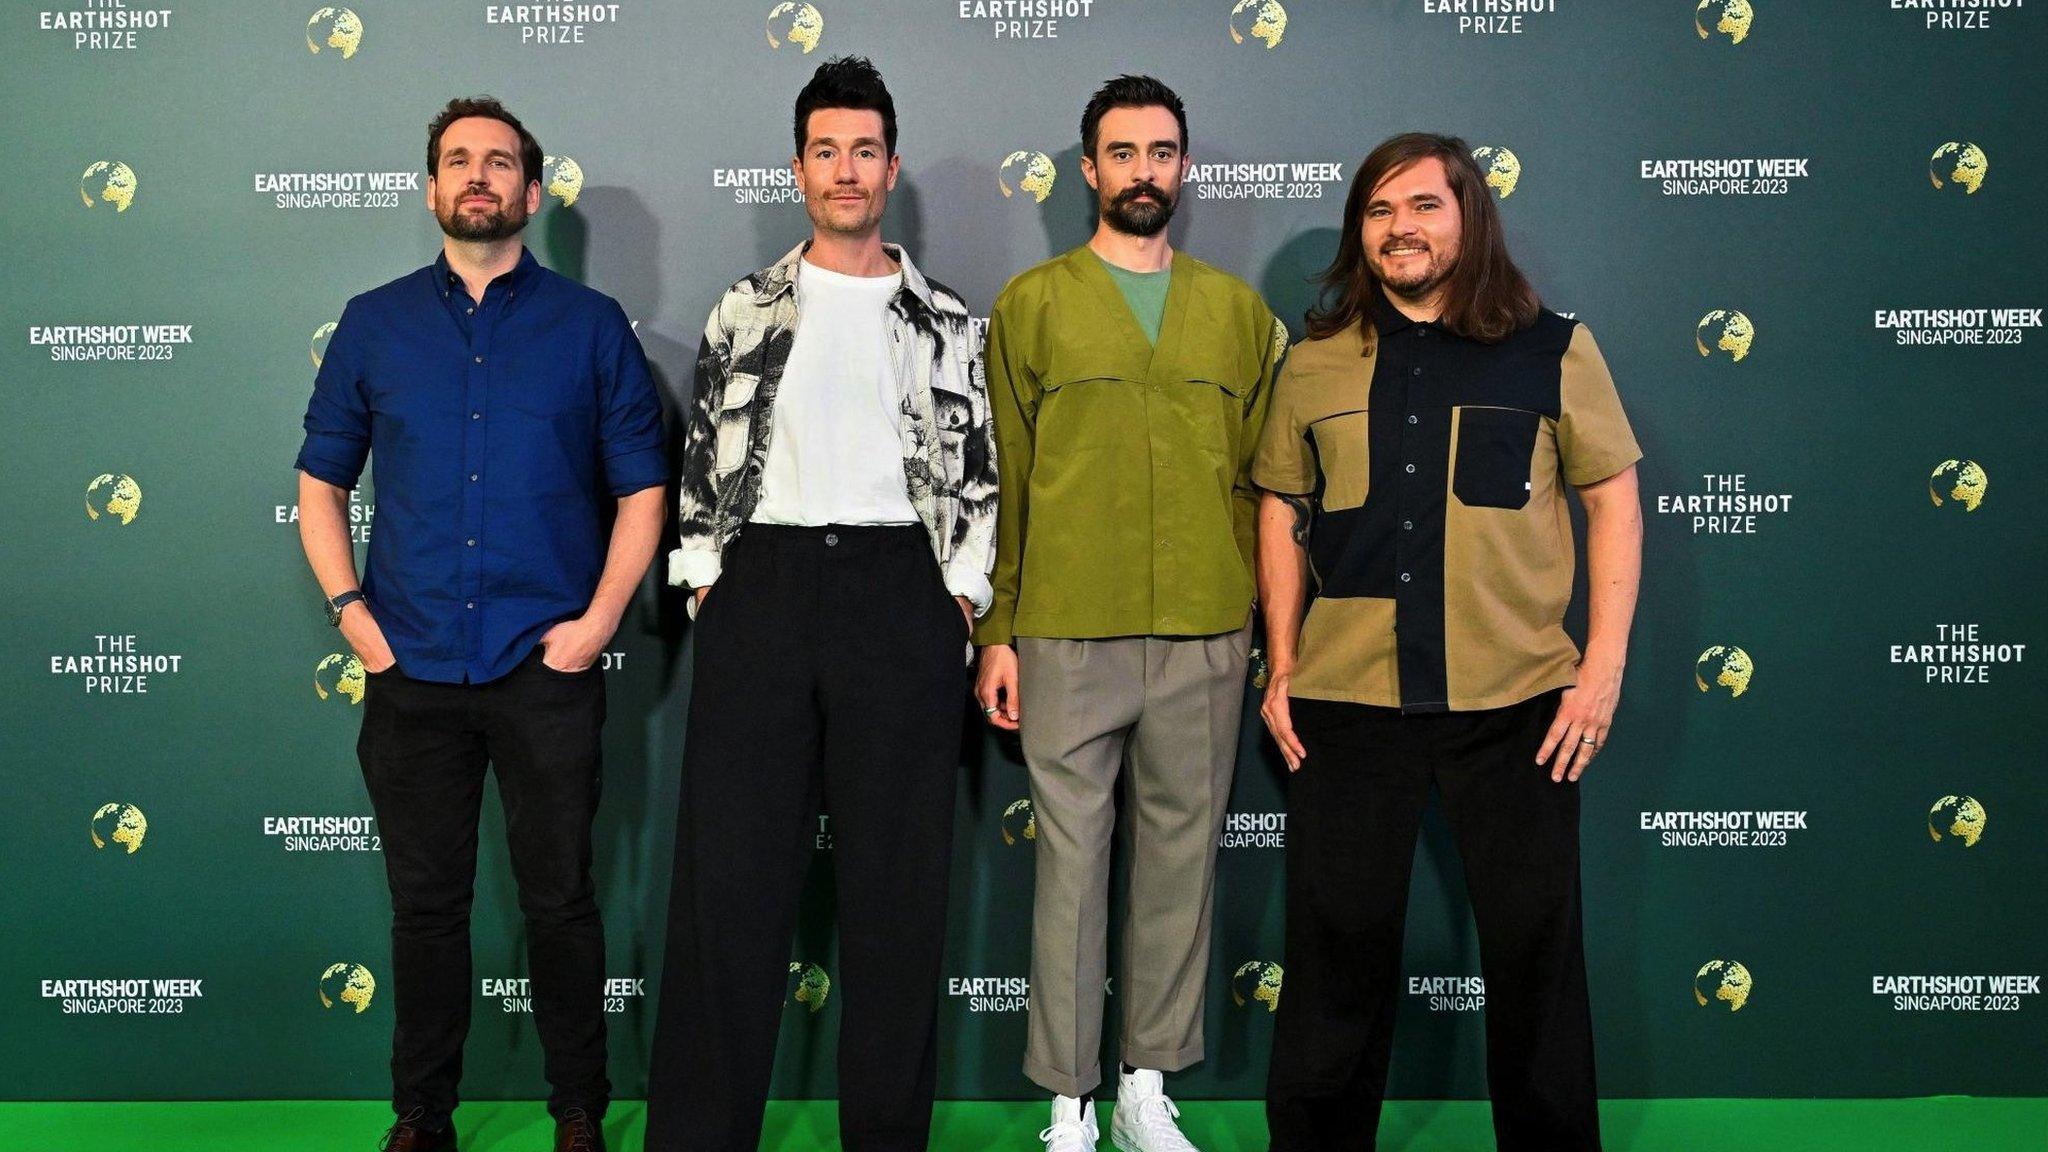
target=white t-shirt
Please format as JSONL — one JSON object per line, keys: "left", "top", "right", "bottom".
{"left": 749, "top": 258, "right": 920, "bottom": 528}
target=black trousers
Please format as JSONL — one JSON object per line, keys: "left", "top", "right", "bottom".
{"left": 357, "top": 647, "right": 610, "bottom": 1130}
{"left": 1266, "top": 690, "right": 1600, "bottom": 1152}
{"left": 646, "top": 524, "right": 969, "bottom": 1152}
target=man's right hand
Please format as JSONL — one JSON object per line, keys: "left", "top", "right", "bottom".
{"left": 975, "top": 643, "right": 1021, "bottom": 730}
{"left": 1260, "top": 669, "right": 1308, "bottom": 772}
{"left": 339, "top": 602, "right": 397, "bottom": 674}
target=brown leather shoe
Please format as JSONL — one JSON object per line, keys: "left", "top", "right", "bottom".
{"left": 554, "top": 1107, "right": 605, "bottom": 1152}
{"left": 380, "top": 1107, "right": 457, "bottom": 1152}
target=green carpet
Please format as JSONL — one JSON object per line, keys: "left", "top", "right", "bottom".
{"left": 3, "top": 1098, "right": 2040, "bottom": 1150}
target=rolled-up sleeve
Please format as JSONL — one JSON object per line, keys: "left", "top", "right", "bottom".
{"left": 293, "top": 300, "right": 372, "bottom": 488}
{"left": 596, "top": 301, "right": 668, "bottom": 496}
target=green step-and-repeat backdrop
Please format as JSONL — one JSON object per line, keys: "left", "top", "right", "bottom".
{"left": 3, "top": 0, "right": 2044, "bottom": 1105}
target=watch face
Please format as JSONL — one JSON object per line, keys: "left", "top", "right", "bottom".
{"left": 326, "top": 600, "right": 342, "bottom": 626}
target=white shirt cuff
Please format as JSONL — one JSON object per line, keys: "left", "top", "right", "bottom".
{"left": 943, "top": 554, "right": 994, "bottom": 617}
{"left": 670, "top": 549, "right": 722, "bottom": 619}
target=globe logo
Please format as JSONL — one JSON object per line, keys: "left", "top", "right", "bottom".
{"left": 315, "top": 653, "right": 368, "bottom": 704}
{"left": 1928, "top": 795, "right": 1986, "bottom": 847}
{"left": 1229, "top": 0, "right": 1288, "bottom": 49}
{"left": 999, "top": 151, "right": 1056, "bottom": 204}
{"left": 319, "top": 963, "right": 377, "bottom": 1013}
{"left": 1472, "top": 146, "right": 1521, "bottom": 200}
{"left": 306, "top": 7, "right": 363, "bottom": 58}
{"left": 788, "top": 961, "right": 831, "bottom": 1012}
{"left": 1694, "top": 309, "right": 1754, "bottom": 362}
{"left": 766, "top": 2, "right": 824, "bottom": 53}
{"left": 1001, "top": 799, "right": 1037, "bottom": 846}
{"left": 1928, "top": 459, "right": 1988, "bottom": 512}
{"left": 543, "top": 155, "right": 584, "bottom": 208}
{"left": 1694, "top": 959, "right": 1752, "bottom": 1012}
{"left": 91, "top": 803, "right": 148, "bottom": 854}
{"left": 1231, "top": 960, "right": 1283, "bottom": 1011}
{"left": 1694, "top": 0, "right": 1753, "bottom": 44}
{"left": 1694, "top": 645, "right": 1753, "bottom": 698}
{"left": 1929, "top": 142, "right": 1988, "bottom": 195}
{"left": 79, "top": 161, "right": 138, "bottom": 212}
{"left": 311, "top": 321, "right": 338, "bottom": 369}
{"left": 85, "top": 473, "right": 142, "bottom": 525}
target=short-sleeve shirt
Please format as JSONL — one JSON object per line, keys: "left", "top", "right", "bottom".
{"left": 1252, "top": 290, "right": 1640, "bottom": 713}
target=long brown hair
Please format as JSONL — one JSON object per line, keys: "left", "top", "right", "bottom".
{"left": 1305, "top": 132, "right": 1540, "bottom": 344}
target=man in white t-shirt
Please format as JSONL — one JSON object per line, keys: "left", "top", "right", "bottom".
{"left": 646, "top": 57, "right": 997, "bottom": 1152}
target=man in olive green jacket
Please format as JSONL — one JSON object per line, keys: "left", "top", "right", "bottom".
{"left": 972, "top": 75, "right": 1286, "bottom": 1152}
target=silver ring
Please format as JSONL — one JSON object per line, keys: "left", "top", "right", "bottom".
{"left": 982, "top": 706, "right": 1000, "bottom": 717}
{"left": 1580, "top": 736, "right": 1599, "bottom": 746}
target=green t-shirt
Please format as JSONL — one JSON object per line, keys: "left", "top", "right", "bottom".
{"left": 1097, "top": 254, "right": 1172, "bottom": 344}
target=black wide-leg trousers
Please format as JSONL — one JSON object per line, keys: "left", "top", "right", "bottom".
{"left": 1266, "top": 689, "right": 1601, "bottom": 1152}
{"left": 647, "top": 524, "right": 970, "bottom": 1152}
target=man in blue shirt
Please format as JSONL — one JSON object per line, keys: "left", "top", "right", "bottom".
{"left": 294, "top": 96, "right": 665, "bottom": 1152}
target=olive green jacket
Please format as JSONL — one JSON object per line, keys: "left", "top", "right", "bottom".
{"left": 973, "top": 246, "right": 1286, "bottom": 645}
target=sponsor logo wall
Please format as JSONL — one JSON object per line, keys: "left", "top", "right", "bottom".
{"left": 2, "top": 0, "right": 2042, "bottom": 1105}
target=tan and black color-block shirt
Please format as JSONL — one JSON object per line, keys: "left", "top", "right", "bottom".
{"left": 1252, "top": 291, "right": 1640, "bottom": 713}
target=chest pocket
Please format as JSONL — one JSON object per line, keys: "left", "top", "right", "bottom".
{"left": 1306, "top": 409, "right": 1369, "bottom": 512}
{"left": 1452, "top": 405, "right": 1539, "bottom": 510}
{"left": 713, "top": 371, "right": 760, "bottom": 473}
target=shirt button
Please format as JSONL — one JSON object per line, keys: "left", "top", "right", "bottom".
{"left": 472, "top": 411, "right": 482, "bottom": 420}
{"left": 466, "top": 539, "right": 476, "bottom": 547}
{"left": 466, "top": 307, "right": 474, "bottom": 315}
{"left": 1405, "top": 463, "right": 1416, "bottom": 474}
{"left": 466, "top": 601, "right": 475, "bottom": 610}
{"left": 1407, "top": 415, "right": 1418, "bottom": 425}
{"left": 474, "top": 355, "right": 484, "bottom": 364}
{"left": 1403, "top": 520, "right": 1414, "bottom": 530}
{"left": 1411, "top": 367, "right": 1422, "bottom": 376}
{"left": 825, "top": 533, "right": 839, "bottom": 546}
{"left": 1400, "top": 572, "right": 1412, "bottom": 583}
{"left": 470, "top": 473, "right": 479, "bottom": 482}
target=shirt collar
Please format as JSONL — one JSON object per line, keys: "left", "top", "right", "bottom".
{"left": 756, "top": 240, "right": 936, "bottom": 310}
{"left": 1368, "top": 285, "right": 1425, "bottom": 336}
{"left": 433, "top": 246, "right": 540, "bottom": 301}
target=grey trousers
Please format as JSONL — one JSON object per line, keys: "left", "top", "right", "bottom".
{"left": 1016, "top": 627, "right": 1251, "bottom": 1097}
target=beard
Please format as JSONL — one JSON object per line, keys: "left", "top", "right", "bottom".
{"left": 1100, "top": 180, "right": 1176, "bottom": 237}
{"left": 437, "top": 188, "right": 528, "bottom": 242}
{"left": 1371, "top": 242, "right": 1455, "bottom": 298}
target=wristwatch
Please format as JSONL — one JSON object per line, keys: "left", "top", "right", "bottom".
{"left": 324, "top": 589, "right": 366, "bottom": 626}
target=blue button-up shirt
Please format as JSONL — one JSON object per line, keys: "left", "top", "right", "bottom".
{"left": 295, "top": 248, "right": 666, "bottom": 684}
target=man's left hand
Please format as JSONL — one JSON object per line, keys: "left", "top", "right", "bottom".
{"left": 539, "top": 613, "right": 617, "bottom": 673}
{"left": 1536, "top": 661, "right": 1623, "bottom": 783}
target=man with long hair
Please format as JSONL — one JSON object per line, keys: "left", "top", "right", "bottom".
{"left": 972, "top": 76, "right": 1285, "bottom": 1152}
{"left": 646, "top": 57, "right": 995, "bottom": 1152}
{"left": 1253, "top": 132, "right": 1642, "bottom": 1151}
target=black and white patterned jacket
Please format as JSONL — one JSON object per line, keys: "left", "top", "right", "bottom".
{"left": 668, "top": 242, "right": 998, "bottom": 612}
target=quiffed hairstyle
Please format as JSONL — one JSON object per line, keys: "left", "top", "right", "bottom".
{"left": 1307, "top": 132, "right": 1541, "bottom": 345}
{"left": 793, "top": 56, "right": 898, "bottom": 156}
{"left": 1080, "top": 75, "right": 1188, "bottom": 160}
{"left": 427, "top": 96, "right": 543, "bottom": 185}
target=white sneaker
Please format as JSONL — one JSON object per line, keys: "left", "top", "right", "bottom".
{"left": 1040, "top": 1094, "right": 1099, "bottom": 1152}
{"left": 1110, "top": 1068, "right": 1199, "bottom": 1152}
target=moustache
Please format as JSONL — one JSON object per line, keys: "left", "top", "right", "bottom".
{"left": 1116, "top": 182, "right": 1170, "bottom": 206}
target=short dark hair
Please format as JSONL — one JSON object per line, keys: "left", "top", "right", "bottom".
{"left": 428, "top": 96, "right": 543, "bottom": 185}
{"left": 793, "top": 56, "right": 898, "bottom": 157}
{"left": 1080, "top": 75, "right": 1188, "bottom": 160}
{"left": 1307, "top": 132, "right": 1541, "bottom": 344}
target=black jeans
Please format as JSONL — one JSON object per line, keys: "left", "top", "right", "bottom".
{"left": 646, "top": 524, "right": 969, "bottom": 1152}
{"left": 358, "top": 647, "right": 610, "bottom": 1131}
{"left": 1266, "top": 690, "right": 1600, "bottom": 1152}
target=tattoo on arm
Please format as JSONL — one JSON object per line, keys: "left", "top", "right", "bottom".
{"left": 1281, "top": 493, "right": 1313, "bottom": 549}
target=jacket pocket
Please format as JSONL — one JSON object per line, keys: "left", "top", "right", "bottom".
{"left": 713, "top": 371, "right": 760, "bottom": 473}
{"left": 1452, "top": 405, "right": 1539, "bottom": 510}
